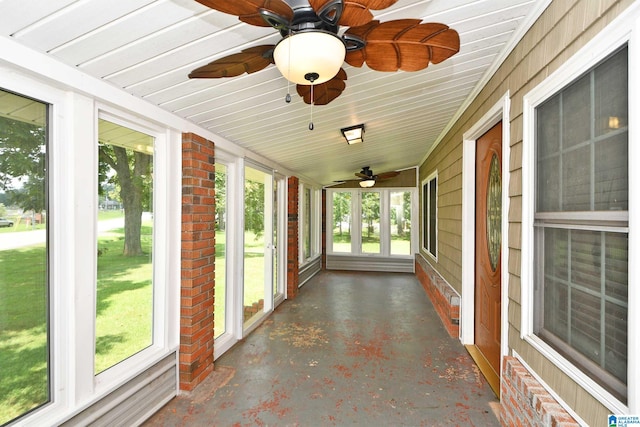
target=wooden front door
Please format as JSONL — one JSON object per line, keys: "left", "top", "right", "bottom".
{"left": 474, "top": 121, "right": 502, "bottom": 382}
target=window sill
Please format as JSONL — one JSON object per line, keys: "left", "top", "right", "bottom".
{"left": 522, "top": 334, "right": 627, "bottom": 415}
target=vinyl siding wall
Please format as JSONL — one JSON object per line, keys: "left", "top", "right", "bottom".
{"left": 418, "top": 0, "right": 635, "bottom": 424}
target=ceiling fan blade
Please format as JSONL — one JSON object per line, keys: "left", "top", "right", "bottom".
{"left": 344, "top": 20, "right": 460, "bottom": 71}
{"left": 189, "top": 45, "right": 275, "bottom": 78}
{"left": 375, "top": 170, "right": 400, "bottom": 180}
{"left": 194, "top": 0, "right": 292, "bottom": 27}
{"left": 350, "top": 0, "right": 398, "bottom": 8}
{"left": 296, "top": 68, "right": 347, "bottom": 105}
{"left": 355, "top": 172, "right": 370, "bottom": 179}
{"left": 308, "top": 0, "right": 396, "bottom": 27}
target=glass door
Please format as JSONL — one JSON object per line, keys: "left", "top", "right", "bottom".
{"left": 243, "top": 165, "right": 274, "bottom": 331}
{"left": 214, "top": 162, "right": 228, "bottom": 340}
{"left": 273, "top": 173, "right": 286, "bottom": 304}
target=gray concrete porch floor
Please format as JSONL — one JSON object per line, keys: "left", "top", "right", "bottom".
{"left": 145, "top": 270, "right": 500, "bottom": 426}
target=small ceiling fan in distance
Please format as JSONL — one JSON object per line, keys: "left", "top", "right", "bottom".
{"left": 189, "top": 0, "right": 460, "bottom": 106}
{"left": 341, "top": 166, "right": 400, "bottom": 187}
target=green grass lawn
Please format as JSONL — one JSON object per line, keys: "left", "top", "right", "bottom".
{"left": 215, "top": 230, "right": 277, "bottom": 333}
{"left": 332, "top": 230, "right": 411, "bottom": 254}
{"left": 0, "top": 245, "right": 48, "bottom": 425}
{"left": 0, "top": 216, "right": 152, "bottom": 423}
{"left": 95, "top": 224, "right": 153, "bottom": 374}
{"left": 214, "top": 231, "right": 226, "bottom": 338}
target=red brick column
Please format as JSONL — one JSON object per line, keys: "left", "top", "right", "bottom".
{"left": 321, "top": 189, "right": 326, "bottom": 269}
{"left": 180, "top": 132, "right": 215, "bottom": 391}
{"left": 287, "top": 176, "right": 299, "bottom": 298}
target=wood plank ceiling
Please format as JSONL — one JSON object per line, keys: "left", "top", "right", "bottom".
{"left": 0, "top": 0, "right": 545, "bottom": 185}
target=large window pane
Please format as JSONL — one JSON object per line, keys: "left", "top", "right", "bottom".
{"left": 214, "top": 163, "right": 227, "bottom": 339}
{"left": 243, "top": 166, "right": 269, "bottom": 326}
{"left": 538, "top": 228, "right": 628, "bottom": 393}
{"left": 96, "top": 119, "right": 154, "bottom": 374}
{"left": 423, "top": 176, "right": 437, "bottom": 257}
{"left": 390, "top": 191, "right": 411, "bottom": 255}
{"left": 536, "top": 46, "right": 628, "bottom": 214}
{"left": 361, "top": 192, "right": 380, "bottom": 254}
{"left": 332, "top": 192, "right": 351, "bottom": 252}
{"left": 0, "top": 89, "right": 49, "bottom": 424}
{"left": 303, "top": 187, "right": 311, "bottom": 259}
{"left": 533, "top": 46, "right": 628, "bottom": 402}
{"left": 429, "top": 181, "right": 437, "bottom": 255}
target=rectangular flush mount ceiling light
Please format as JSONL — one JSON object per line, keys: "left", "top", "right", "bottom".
{"left": 341, "top": 124, "right": 365, "bottom": 145}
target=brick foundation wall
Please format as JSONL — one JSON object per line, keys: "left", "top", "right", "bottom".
{"left": 180, "top": 132, "right": 215, "bottom": 391}
{"left": 501, "top": 356, "right": 579, "bottom": 427}
{"left": 414, "top": 255, "right": 459, "bottom": 338}
{"left": 287, "top": 176, "right": 299, "bottom": 298}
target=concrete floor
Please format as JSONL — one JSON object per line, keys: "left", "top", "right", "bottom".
{"left": 145, "top": 270, "right": 500, "bottom": 426}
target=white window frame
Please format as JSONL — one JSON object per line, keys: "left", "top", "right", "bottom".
{"left": 521, "top": 5, "right": 640, "bottom": 414}
{"left": 327, "top": 189, "right": 356, "bottom": 254}
{"left": 213, "top": 151, "right": 241, "bottom": 359}
{"left": 389, "top": 189, "right": 414, "bottom": 256}
{"left": 0, "top": 76, "right": 67, "bottom": 425}
{"left": 92, "top": 108, "right": 174, "bottom": 393}
{"left": 422, "top": 172, "right": 438, "bottom": 260}
{"left": 326, "top": 187, "right": 415, "bottom": 257}
{"left": 299, "top": 182, "right": 320, "bottom": 264}
{"left": 0, "top": 75, "right": 181, "bottom": 426}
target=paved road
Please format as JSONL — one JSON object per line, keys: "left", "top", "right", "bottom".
{"left": 0, "top": 218, "right": 124, "bottom": 251}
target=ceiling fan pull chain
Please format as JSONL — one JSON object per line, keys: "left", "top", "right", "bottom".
{"left": 304, "top": 72, "right": 319, "bottom": 131}
{"left": 285, "top": 30, "right": 292, "bottom": 103}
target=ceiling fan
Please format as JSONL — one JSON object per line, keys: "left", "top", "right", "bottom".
{"left": 189, "top": 0, "right": 460, "bottom": 106}
{"left": 342, "top": 166, "right": 400, "bottom": 187}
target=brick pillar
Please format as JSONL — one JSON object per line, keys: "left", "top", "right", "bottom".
{"left": 321, "top": 189, "right": 326, "bottom": 269}
{"left": 180, "top": 132, "right": 215, "bottom": 391}
{"left": 287, "top": 176, "right": 299, "bottom": 298}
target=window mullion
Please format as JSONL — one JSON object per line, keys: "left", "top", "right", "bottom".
{"left": 600, "top": 231, "right": 606, "bottom": 368}
{"left": 567, "top": 229, "right": 572, "bottom": 346}
{"left": 590, "top": 71, "right": 596, "bottom": 212}
{"left": 559, "top": 92, "right": 564, "bottom": 211}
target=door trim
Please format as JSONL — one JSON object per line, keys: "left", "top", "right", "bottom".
{"left": 460, "top": 93, "right": 511, "bottom": 375}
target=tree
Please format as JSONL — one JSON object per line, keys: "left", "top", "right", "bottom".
{"left": 402, "top": 191, "right": 411, "bottom": 236}
{"left": 332, "top": 192, "right": 351, "bottom": 235}
{"left": 99, "top": 144, "right": 152, "bottom": 256}
{"left": 214, "top": 170, "right": 226, "bottom": 231}
{"left": 0, "top": 116, "right": 46, "bottom": 214}
{"left": 244, "top": 179, "right": 265, "bottom": 239}
{"left": 361, "top": 192, "right": 380, "bottom": 238}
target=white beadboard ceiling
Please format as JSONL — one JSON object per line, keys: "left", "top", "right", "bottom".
{"left": 0, "top": 0, "right": 546, "bottom": 185}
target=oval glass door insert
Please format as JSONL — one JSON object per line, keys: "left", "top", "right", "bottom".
{"left": 486, "top": 153, "right": 501, "bottom": 271}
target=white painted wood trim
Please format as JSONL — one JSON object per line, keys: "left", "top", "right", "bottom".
{"left": 460, "top": 92, "right": 510, "bottom": 357}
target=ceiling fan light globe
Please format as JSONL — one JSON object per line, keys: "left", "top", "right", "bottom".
{"left": 359, "top": 179, "right": 375, "bottom": 188}
{"left": 273, "top": 31, "right": 346, "bottom": 85}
